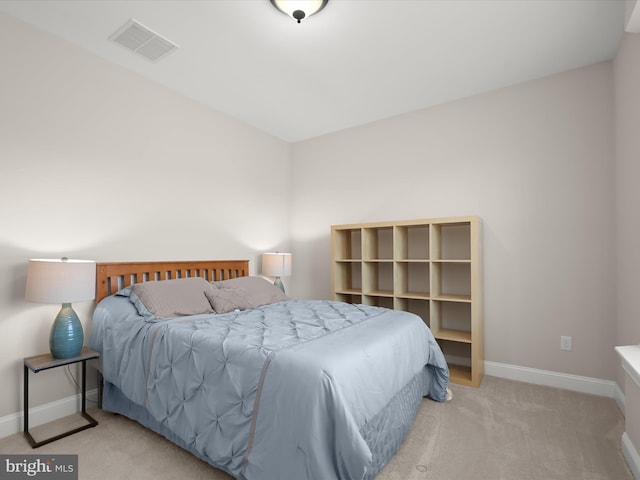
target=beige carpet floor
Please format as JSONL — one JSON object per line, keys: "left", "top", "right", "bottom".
{"left": 0, "top": 376, "right": 631, "bottom": 480}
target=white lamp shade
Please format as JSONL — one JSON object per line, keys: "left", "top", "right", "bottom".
{"left": 262, "top": 253, "right": 292, "bottom": 277}
{"left": 25, "top": 259, "right": 96, "bottom": 304}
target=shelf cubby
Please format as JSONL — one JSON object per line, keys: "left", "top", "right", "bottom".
{"left": 333, "top": 261, "right": 362, "bottom": 294}
{"left": 431, "top": 222, "right": 472, "bottom": 261}
{"left": 437, "top": 339, "right": 473, "bottom": 385}
{"left": 395, "top": 224, "right": 430, "bottom": 260}
{"left": 431, "top": 300, "right": 472, "bottom": 341}
{"left": 363, "top": 227, "right": 394, "bottom": 260}
{"left": 395, "top": 261, "right": 430, "bottom": 298}
{"left": 333, "top": 228, "right": 362, "bottom": 261}
{"left": 431, "top": 261, "right": 471, "bottom": 300}
{"left": 363, "top": 261, "right": 394, "bottom": 296}
{"left": 398, "top": 298, "right": 430, "bottom": 326}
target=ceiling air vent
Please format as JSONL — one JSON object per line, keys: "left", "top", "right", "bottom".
{"left": 109, "top": 19, "right": 178, "bottom": 62}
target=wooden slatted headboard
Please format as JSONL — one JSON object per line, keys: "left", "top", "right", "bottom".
{"left": 95, "top": 260, "right": 250, "bottom": 302}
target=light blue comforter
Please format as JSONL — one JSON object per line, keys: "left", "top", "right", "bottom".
{"left": 90, "top": 294, "right": 449, "bottom": 480}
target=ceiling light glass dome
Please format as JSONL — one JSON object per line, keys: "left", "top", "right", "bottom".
{"left": 270, "top": 0, "right": 329, "bottom": 23}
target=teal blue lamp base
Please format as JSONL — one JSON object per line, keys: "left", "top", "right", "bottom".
{"left": 49, "top": 303, "right": 84, "bottom": 359}
{"left": 273, "top": 276, "right": 285, "bottom": 294}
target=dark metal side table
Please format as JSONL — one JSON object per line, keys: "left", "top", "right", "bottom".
{"left": 23, "top": 347, "right": 99, "bottom": 448}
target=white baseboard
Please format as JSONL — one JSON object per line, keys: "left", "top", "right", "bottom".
{"left": 622, "top": 432, "right": 640, "bottom": 479}
{"left": 0, "top": 389, "right": 99, "bottom": 440}
{"left": 484, "top": 361, "right": 618, "bottom": 398}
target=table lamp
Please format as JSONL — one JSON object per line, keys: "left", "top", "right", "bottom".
{"left": 25, "top": 258, "right": 96, "bottom": 359}
{"left": 262, "top": 252, "right": 292, "bottom": 293}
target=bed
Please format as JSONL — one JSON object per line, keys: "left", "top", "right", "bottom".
{"left": 89, "top": 260, "right": 449, "bottom": 480}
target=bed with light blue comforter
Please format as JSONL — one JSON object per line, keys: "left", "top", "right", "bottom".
{"left": 90, "top": 293, "right": 449, "bottom": 480}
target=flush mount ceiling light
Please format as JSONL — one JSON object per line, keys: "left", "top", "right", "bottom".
{"left": 270, "top": 0, "right": 329, "bottom": 23}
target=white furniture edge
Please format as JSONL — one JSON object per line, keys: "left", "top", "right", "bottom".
{"left": 616, "top": 345, "right": 640, "bottom": 479}
{"left": 0, "top": 388, "right": 98, "bottom": 440}
{"left": 622, "top": 432, "right": 640, "bottom": 480}
{"left": 617, "top": 346, "right": 640, "bottom": 390}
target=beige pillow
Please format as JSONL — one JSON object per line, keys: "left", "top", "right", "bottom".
{"left": 213, "top": 276, "right": 287, "bottom": 307}
{"left": 130, "top": 277, "right": 215, "bottom": 320}
{"left": 205, "top": 287, "right": 254, "bottom": 314}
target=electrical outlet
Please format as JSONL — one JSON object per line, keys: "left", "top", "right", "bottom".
{"left": 561, "top": 336, "right": 572, "bottom": 351}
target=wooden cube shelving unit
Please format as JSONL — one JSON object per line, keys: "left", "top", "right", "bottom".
{"left": 331, "top": 216, "right": 483, "bottom": 387}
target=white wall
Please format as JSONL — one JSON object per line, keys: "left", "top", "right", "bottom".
{"left": 290, "top": 62, "right": 618, "bottom": 382}
{"left": 0, "top": 13, "right": 291, "bottom": 419}
{"left": 614, "top": 32, "right": 640, "bottom": 387}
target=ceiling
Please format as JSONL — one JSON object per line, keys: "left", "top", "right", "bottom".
{"left": 0, "top": 0, "right": 627, "bottom": 142}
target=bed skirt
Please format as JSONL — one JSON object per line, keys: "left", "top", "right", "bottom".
{"left": 101, "top": 368, "right": 431, "bottom": 480}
